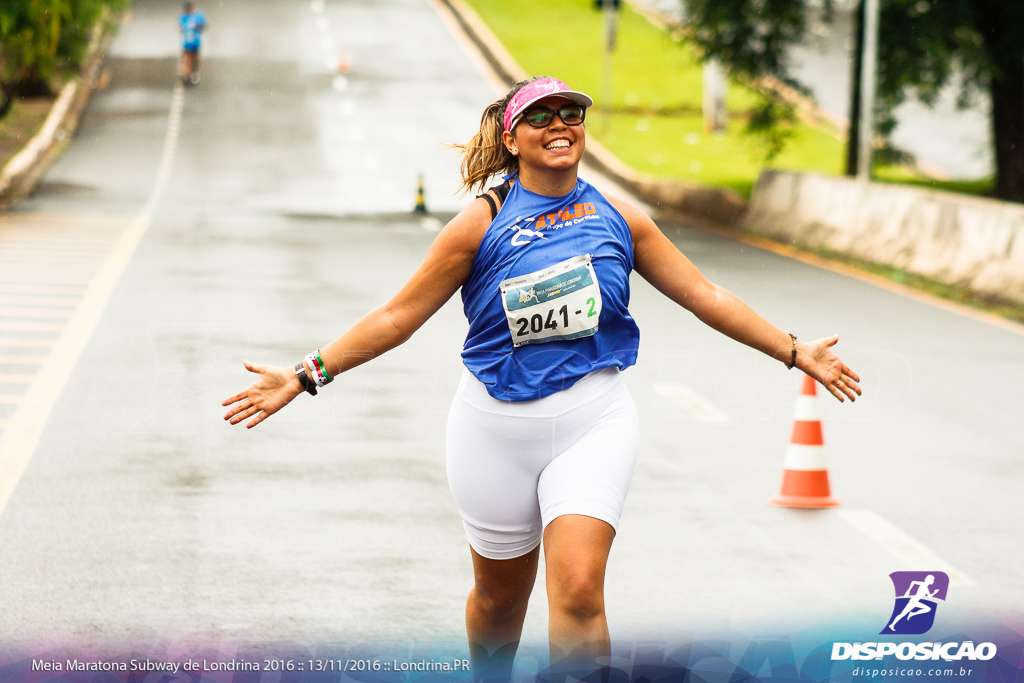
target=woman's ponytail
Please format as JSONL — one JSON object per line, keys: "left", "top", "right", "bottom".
{"left": 454, "top": 77, "right": 544, "bottom": 195}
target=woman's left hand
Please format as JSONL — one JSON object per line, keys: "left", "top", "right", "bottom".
{"left": 798, "top": 335, "right": 862, "bottom": 402}
{"left": 222, "top": 359, "right": 304, "bottom": 428}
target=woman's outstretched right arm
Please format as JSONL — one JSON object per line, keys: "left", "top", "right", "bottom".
{"left": 221, "top": 199, "right": 493, "bottom": 429}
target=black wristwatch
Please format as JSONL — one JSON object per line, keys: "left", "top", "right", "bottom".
{"left": 294, "top": 363, "right": 318, "bottom": 396}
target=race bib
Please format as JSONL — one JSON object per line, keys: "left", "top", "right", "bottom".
{"left": 500, "top": 254, "right": 602, "bottom": 348}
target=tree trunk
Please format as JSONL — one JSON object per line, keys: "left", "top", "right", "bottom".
{"left": 845, "top": 0, "right": 864, "bottom": 177}
{"left": 12, "top": 75, "right": 54, "bottom": 98}
{"left": 988, "top": 60, "right": 1024, "bottom": 202}
{"left": 0, "top": 86, "right": 12, "bottom": 120}
{"left": 975, "top": 0, "right": 1024, "bottom": 202}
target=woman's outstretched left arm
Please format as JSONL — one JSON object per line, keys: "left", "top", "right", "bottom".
{"left": 614, "top": 198, "right": 861, "bottom": 402}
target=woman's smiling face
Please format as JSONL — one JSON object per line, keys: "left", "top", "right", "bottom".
{"left": 504, "top": 95, "right": 586, "bottom": 174}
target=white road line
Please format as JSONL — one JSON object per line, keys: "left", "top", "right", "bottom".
{"left": 0, "top": 242, "right": 114, "bottom": 253}
{"left": 0, "top": 288, "right": 86, "bottom": 299}
{"left": 0, "top": 282, "right": 89, "bottom": 293}
{"left": 653, "top": 382, "right": 730, "bottom": 421}
{"left": 0, "top": 258, "right": 101, "bottom": 267}
{"left": 0, "top": 238, "right": 119, "bottom": 249}
{"left": 0, "top": 321, "right": 65, "bottom": 332}
{"left": 141, "top": 83, "right": 184, "bottom": 219}
{"left": 0, "top": 276, "right": 93, "bottom": 286}
{"left": 838, "top": 509, "right": 975, "bottom": 586}
{"left": 0, "top": 212, "right": 119, "bottom": 224}
{"left": 0, "top": 308, "right": 71, "bottom": 319}
{"left": 0, "top": 339, "right": 57, "bottom": 348}
{"left": 0, "top": 82, "right": 186, "bottom": 516}
{"left": 0, "top": 294, "right": 81, "bottom": 305}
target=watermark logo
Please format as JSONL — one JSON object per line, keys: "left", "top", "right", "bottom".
{"left": 881, "top": 571, "right": 948, "bottom": 635}
{"left": 831, "top": 570, "right": 996, "bottom": 664}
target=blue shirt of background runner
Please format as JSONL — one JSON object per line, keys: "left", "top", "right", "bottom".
{"left": 180, "top": 11, "right": 206, "bottom": 51}
{"left": 461, "top": 177, "right": 640, "bottom": 402}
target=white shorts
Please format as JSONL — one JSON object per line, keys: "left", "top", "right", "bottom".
{"left": 445, "top": 367, "right": 639, "bottom": 560}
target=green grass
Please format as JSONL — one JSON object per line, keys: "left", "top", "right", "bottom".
{"left": 873, "top": 168, "right": 995, "bottom": 198}
{"left": 462, "top": 0, "right": 988, "bottom": 200}
{"left": 468, "top": 0, "right": 758, "bottom": 112}
{"left": 591, "top": 112, "right": 846, "bottom": 197}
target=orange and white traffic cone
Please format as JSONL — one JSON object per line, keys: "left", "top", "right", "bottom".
{"left": 770, "top": 374, "right": 839, "bottom": 508}
{"left": 337, "top": 48, "right": 351, "bottom": 74}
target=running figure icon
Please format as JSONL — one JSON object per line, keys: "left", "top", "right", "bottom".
{"left": 517, "top": 287, "right": 537, "bottom": 304}
{"left": 882, "top": 571, "right": 950, "bottom": 635}
{"left": 888, "top": 574, "right": 939, "bottom": 631}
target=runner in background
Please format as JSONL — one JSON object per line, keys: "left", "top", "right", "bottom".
{"left": 179, "top": 2, "right": 207, "bottom": 85}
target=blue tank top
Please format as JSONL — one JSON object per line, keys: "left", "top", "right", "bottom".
{"left": 461, "top": 177, "right": 640, "bottom": 401}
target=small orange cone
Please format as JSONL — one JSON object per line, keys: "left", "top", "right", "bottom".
{"left": 338, "top": 49, "right": 351, "bottom": 74}
{"left": 770, "top": 374, "right": 839, "bottom": 508}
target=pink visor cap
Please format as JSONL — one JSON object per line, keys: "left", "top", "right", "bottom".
{"left": 503, "top": 77, "right": 594, "bottom": 132}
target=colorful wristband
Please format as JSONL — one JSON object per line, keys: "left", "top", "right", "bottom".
{"left": 305, "top": 351, "right": 332, "bottom": 387}
{"left": 315, "top": 350, "right": 331, "bottom": 382}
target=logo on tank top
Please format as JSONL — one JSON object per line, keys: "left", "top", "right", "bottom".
{"left": 507, "top": 203, "right": 600, "bottom": 247}
{"left": 505, "top": 216, "right": 547, "bottom": 247}
{"left": 536, "top": 203, "right": 597, "bottom": 229}
{"left": 510, "top": 227, "right": 546, "bottom": 246}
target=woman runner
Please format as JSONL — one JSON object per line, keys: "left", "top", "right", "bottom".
{"left": 221, "top": 76, "right": 862, "bottom": 680}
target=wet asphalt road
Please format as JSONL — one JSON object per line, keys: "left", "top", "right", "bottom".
{"left": 0, "top": 0, "right": 1022, "bottom": 658}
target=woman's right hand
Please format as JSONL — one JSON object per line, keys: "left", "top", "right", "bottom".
{"left": 222, "top": 359, "right": 304, "bottom": 429}
{"left": 797, "top": 335, "right": 862, "bottom": 403}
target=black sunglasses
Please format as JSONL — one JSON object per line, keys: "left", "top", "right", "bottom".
{"left": 520, "top": 104, "right": 587, "bottom": 128}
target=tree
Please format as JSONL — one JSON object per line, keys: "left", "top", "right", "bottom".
{"left": 681, "top": 0, "right": 1024, "bottom": 203}
{"left": 1, "top": 0, "right": 67, "bottom": 117}
{"left": 1, "top": 0, "right": 119, "bottom": 119}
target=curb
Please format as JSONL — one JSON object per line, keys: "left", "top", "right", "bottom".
{"left": 0, "top": 14, "right": 118, "bottom": 209}
{"left": 437, "top": 0, "right": 747, "bottom": 226}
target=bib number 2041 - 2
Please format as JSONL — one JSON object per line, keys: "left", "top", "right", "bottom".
{"left": 500, "top": 254, "right": 602, "bottom": 348}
